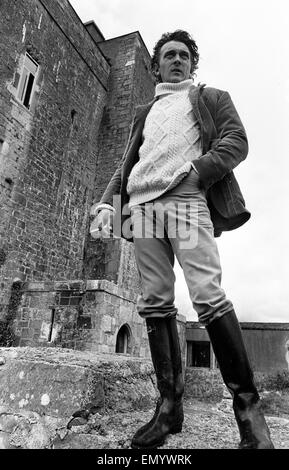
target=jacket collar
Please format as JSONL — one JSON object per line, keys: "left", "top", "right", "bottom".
{"left": 188, "top": 83, "right": 204, "bottom": 124}
{"left": 134, "top": 98, "right": 157, "bottom": 128}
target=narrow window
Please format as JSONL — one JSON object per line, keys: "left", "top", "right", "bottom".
{"left": 116, "top": 324, "right": 131, "bottom": 354}
{"left": 48, "top": 308, "right": 56, "bottom": 342}
{"left": 17, "top": 53, "right": 38, "bottom": 109}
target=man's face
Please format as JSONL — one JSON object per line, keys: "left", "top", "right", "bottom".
{"left": 156, "top": 40, "right": 192, "bottom": 83}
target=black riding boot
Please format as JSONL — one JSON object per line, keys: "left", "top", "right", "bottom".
{"left": 206, "top": 310, "right": 274, "bottom": 449}
{"left": 131, "top": 317, "right": 184, "bottom": 449}
{"left": 167, "top": 317, "right": 185, "bottom": 404}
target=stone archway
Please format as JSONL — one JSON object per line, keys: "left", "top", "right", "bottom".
{"left": 115, "top": 323, "right": 132, "bottom": 354}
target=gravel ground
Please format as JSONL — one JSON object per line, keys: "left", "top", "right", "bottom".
{"left": 69, "top": 398, "right": 289, "bottom": 450}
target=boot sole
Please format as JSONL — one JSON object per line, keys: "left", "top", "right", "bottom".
{"left": 131, "top": 425, "right": 183, "bottom": 449}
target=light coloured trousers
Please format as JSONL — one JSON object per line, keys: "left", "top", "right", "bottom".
{"left": 131, "top": 169, "right": 233, "bottom": 326}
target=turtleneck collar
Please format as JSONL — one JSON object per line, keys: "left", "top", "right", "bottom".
{"left": 155, "top": 79, "right": 195, "bottom": 97}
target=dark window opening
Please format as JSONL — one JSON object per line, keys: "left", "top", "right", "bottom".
{"left": 188, "top": 341, "right": 211, "bottom": 368}
{"left": 116, "top": 324, "right": 131, "bottom": 354}
{"left": 17, "top": 53, "right": 38, "bottom": 109}
{"left": 23, "top": 73, "right": 35, "bottom": 108}
{"left": 71, "top": 109, "right": 77, "bottom": 122}
{"left": 48, "top": 308, "right": 56, "bottom": 342}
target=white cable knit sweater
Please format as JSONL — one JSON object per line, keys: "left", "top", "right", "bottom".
{"left": 127, "top": 79, "right": 202, "bottom": 208}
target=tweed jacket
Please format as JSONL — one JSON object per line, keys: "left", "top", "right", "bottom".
{"left": 99, "top": 84, "right": 251, "bottom": 241}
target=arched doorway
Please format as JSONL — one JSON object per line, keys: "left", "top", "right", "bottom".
{"left": 116, "top": 324, "right": 132, "bottom": 354}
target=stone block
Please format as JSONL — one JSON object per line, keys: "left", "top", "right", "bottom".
{"left": 0, "top": 347, "right": 104, "bottom": 418}
{"left": 0, "top": 413, "right": 19, "bottom": 434}
{"left": 0, "top": 347, "right": 156, "bottom": 420}
{"left": 0, "top": 430, "right": 17, "bottom": 449}
{"left": 101, "top": 315, "right": 112, "bottom": 333}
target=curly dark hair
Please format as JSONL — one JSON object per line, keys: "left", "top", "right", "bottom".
{"left": 151, "top": 30, "right": 199, "bottom": 82}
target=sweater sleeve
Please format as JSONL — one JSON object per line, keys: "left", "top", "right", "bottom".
{"left": 192, "top": 91, "right": 248, "bottom": 190}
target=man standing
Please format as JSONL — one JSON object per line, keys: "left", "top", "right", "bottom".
{"left": 90, "top": 30, "right": 274, "bottom": 449}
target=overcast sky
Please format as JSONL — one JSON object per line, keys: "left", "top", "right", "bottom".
{"left": 70, "top": 0, "right": 289, "bottom": 323}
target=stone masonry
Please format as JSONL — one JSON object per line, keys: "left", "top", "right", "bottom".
{"left": 0, "top": 347, "right": 157, "bottom": 449}
{"left": 9, "top": 276, "right": 187, "bottom": 362}
{"left": 0, "top": 0, "right": 110, "bottom": 319}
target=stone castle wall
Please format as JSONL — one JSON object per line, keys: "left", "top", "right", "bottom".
{"left": 0, "top": 0, "right": 110, "bottom": 320}
{"left": 13, "top": 279, "right": 146, "bottom": 354}
{"left": 10, "top": 276, "right": 187, "bottom": 363}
